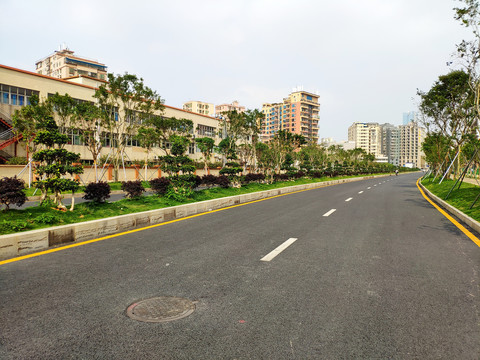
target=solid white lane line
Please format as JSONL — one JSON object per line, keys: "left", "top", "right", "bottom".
{"left": 323, "top": 209, "right": 336, "bottom": 217}
{"left": 345, "top": 197, "right": 353, "bottom": 202}
{"left": 358, "top": 191, "right": 364, "bottom": 194}
{"left": 261, "top": 238, "right": 298, "bottom": 262}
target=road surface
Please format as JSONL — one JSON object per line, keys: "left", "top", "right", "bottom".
{"left": 1, "top": 173, "right": 479, "bottom": 359}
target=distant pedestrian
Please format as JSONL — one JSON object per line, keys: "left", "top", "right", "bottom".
{"left": 395, "top": 169, "right": 399, "bottom": 176}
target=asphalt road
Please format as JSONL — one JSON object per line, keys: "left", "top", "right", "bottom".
{"left": 1, "top": 173, "right": 479, "bottom": 359}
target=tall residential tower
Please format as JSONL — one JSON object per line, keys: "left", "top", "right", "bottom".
{"left": 261, "top": 90, "right": 320, "bottom": 143}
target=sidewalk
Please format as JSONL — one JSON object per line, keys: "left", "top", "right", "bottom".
{"left": 463, "top": 177, "right": 480, "bottom": 186}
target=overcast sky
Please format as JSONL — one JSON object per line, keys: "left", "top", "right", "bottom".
{"left": 1, "top": 0, "right": 473, "bottom": 141}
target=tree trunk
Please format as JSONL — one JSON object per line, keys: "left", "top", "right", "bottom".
{"left": 69, "top": 192, "right": 75, "bottom": 212}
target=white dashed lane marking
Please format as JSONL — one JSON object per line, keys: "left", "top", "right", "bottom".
{"left": 323, "top": 209, "right": 336, "bottom": 217}
{"left": 261, "top": 238, "right": 298, "bottom": 262}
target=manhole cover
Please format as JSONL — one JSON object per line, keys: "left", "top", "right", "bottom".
{"left": 126, "top": 296, "right": 195, "bottom": 323}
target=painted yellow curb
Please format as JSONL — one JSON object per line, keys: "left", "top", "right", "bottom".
{"left": 417, "top": 178, "right": 480, "bottom": 248}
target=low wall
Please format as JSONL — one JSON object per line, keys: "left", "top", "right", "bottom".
{"left": 0, "top": 175, "right": 386, "bottom": 261}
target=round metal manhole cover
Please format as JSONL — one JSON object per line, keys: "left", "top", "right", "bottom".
{"left": 126, "top": 296, "right": 195, "bottom": 323}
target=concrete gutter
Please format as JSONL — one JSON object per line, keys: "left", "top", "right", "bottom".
{"left": 419, "top": 181, "right": 480, "bottom": 235}
{"left": 0, "top": 175, "right": 390, "bottom": 261}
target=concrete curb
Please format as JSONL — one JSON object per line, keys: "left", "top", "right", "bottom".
{"left": 0, "top": 174, "right": 390, "bottom": 261}
{"left": 419, "top": 182, "right": 480, "bottom": 234}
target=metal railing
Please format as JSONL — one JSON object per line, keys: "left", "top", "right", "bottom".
{"left": 0, "top": 128, "right": 14, "bottom": 140}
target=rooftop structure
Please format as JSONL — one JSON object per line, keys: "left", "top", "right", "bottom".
{"left": 35, "top": 46, "right": 107, "bottom": 81}
{"left": 183, "top": 101, "right": 215, "bottom": 117}
{"left": 215, "top": 101, "right": 245, "bottom": 115}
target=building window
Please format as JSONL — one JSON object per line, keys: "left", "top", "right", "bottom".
{"left": 0, "top": 84, "right": 39, "bottom": 106}
{"left": 197, "top": 124, "right": 216, "bottom": 137}
{"left": 73, "top": 129, "right": 83, "bottom": 145}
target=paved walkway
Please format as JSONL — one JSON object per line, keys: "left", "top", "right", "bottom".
{"left": 463, "top": 177, "right": 480, "bottom": 186}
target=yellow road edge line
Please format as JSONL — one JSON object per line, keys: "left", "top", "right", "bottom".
{"left": 0, "top": 186, "right": 326, "bottom": 266}
{"left": 416, "top": 178, "right": 480, "bottom": 248}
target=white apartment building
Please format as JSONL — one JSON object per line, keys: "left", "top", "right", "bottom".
{"left": 380, "top": 123, "right": 400, "bottom": 166}
{"left": 348, "top": 121, "right": 425, "bottom": 167}
{"left": 35, "top": 46, "right": 107, "bottom": 81}
{"left": 399, "top": 121, "right": 425, "bottom": 168}
{"left": 183, "top": 101, "right": 215, "bottom": 117}
{"left": 348, "top": 122, "right": 384, "bottom": 159}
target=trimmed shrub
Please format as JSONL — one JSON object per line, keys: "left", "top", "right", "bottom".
{"left": 6, "top": 157, "right": 28, "bottom": 165}
{"left": 215, "top": 175, "right": 230, "bottom": 188}
{"left": 0, "top": 177, "right": 27, "bottom": 210}
{"left": 310, "top": 171, "right": 325, "bottom": 178}
{"left": 294, "top": 171, "right": 305, "bottom": 179}
{"left": 149, "top": 177, "right": 171, "bottom": 196}
{"left": 244, "top": 173, "right": 265, "bottom": 183}
{"left": 273, "top": 173, "right": 290, "bottom": 182}
{"left": 202, "top": 174, "right": 217, "bottom": 187}
{"left": 121, "top": 180, "right": 145, "bottom": 198}
{"left": 193, "top": 175, "right": 203, "bottom": 188}
{"left": 83, "top": 182, "right": 111, "bottom": 203}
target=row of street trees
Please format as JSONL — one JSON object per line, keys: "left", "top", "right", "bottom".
{"left": 419, "top": 0, "right": 480, "bottom": 179}
{"left": 10, "top": 68, "right": 389, "bottom": 209}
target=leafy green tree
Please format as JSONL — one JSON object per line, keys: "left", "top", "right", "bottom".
{"left": 217, "top": 137, "right": 238, "bottom": 162}
{"left": 362, "top": 153, "right": 376, "bottom": 163}
{"left": 255, "top": 142, "right": 272, "bottom": 176}
{"left": 33, "top": 115, "right": 83, "bottom": 211}
{"left": 145, "top": 116, "right": 193, "bottom": 155}
{"left": 455, "top": 0, "right": 480, "bottom": 118}
{"left": 418, "top": 70, "right": 477, "bottom": 176}
{"left": 422, "top": 132, "right": 451, "bottom": 175}
{"left": 73, "top": 101, "right": 103, "bottom": 181}
{"left": 267, "top": 130, "right": 306, "bottom": 174}
{"left": 195, "top": 137, "right": 215, "bottom": 173}
{"left": 160, "top": 135, "right": 197, "bottom": 201}
{"left": 136, "top": 126, "right": 159, "bottom": 180}
{"left": 94, "top": 73, "right": 164, "bottom": 181}
{"left": 218, "top": 110, "right": 246, "bottom": 165}
{"left": 299, "top": 144, "right": 328, "bottom": 171}
{"left": 242, "top": 109, "right": 264, "bottom": 171}
{"left": 218, "top": 109, "right": 264, "bottom": 170}
{"left": 46, "top": 92, "right": 76, "bottom": 131}
{"left": 12, "top": 94, "right": 51, "bottom": 163}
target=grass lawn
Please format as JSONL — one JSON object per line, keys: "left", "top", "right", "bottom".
{"left": 421, "top": 177, "right": 480, "bottom": 222}
{"left": 1, "top": 174, "right": 394, "bottom": 235}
